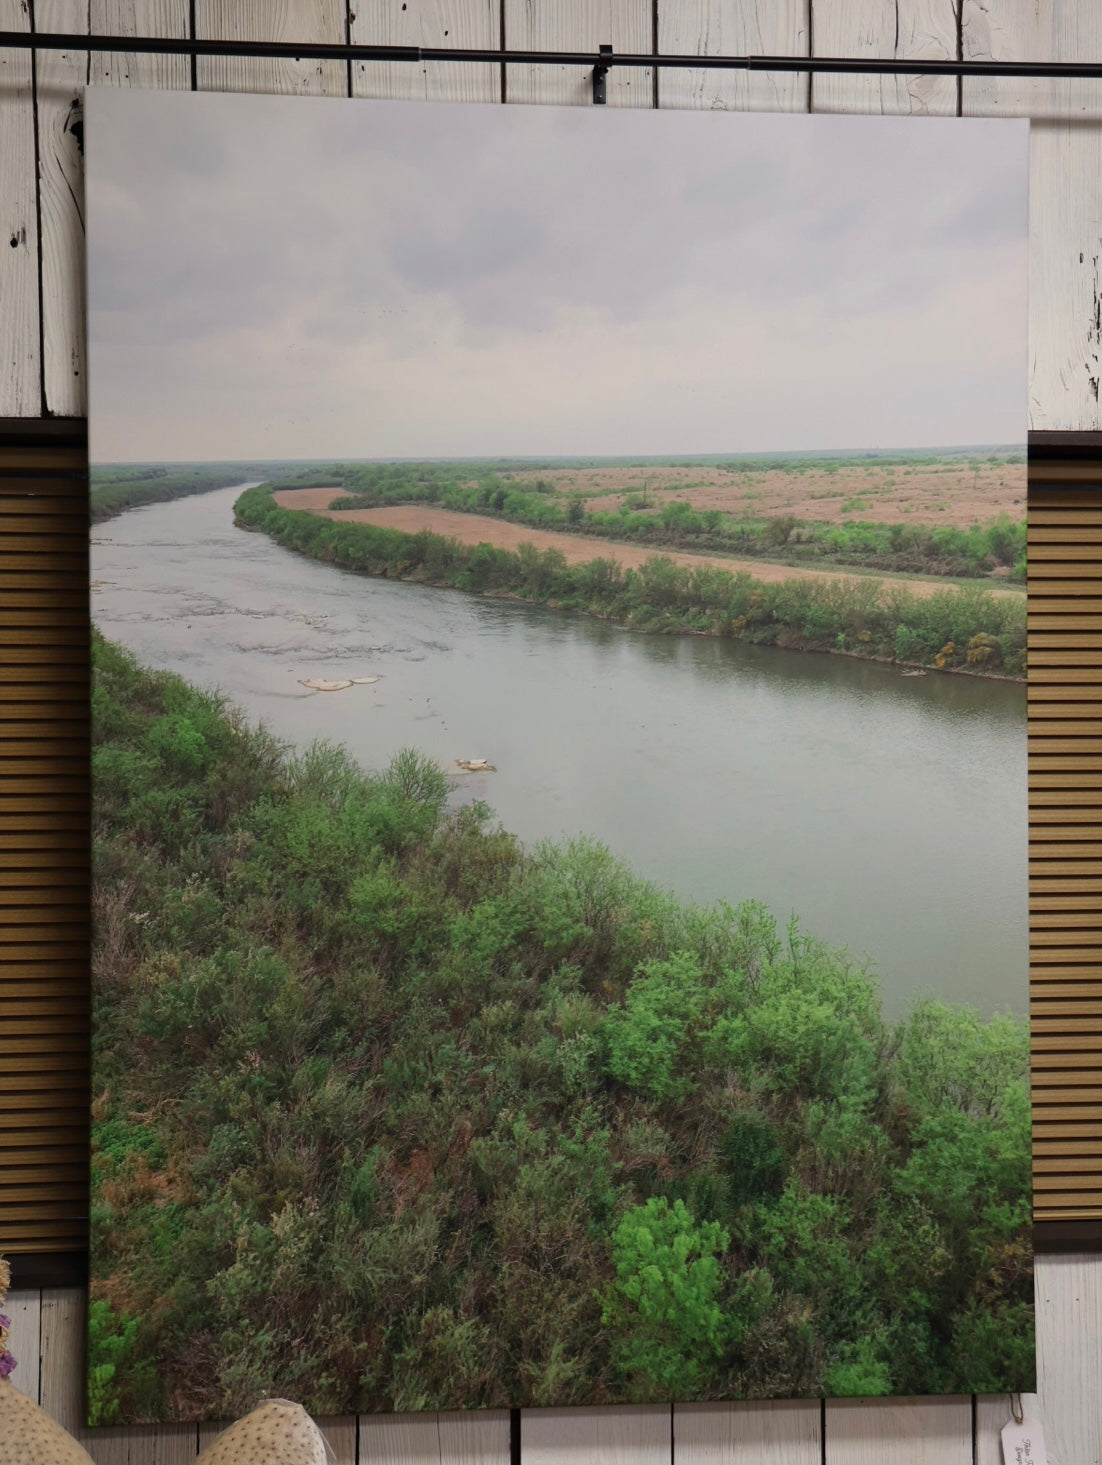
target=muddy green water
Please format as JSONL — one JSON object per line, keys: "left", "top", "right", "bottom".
{"left": 91, "top": 484, "right": 1026, "bottom": 1020}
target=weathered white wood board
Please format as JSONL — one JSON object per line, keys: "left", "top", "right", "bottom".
{"left": 975, "top": 1253, "right": 1102, "bottom": 1465}
{"left": 5, "top": 1287, "right": 41, "bottom": 1404}
{"left": 962, "top": 0, "right": 1099, "bottom": 120}
{"left": 522, "top": 1404, "right": 671, "bottom": 1465}
{"left": 194, "top": 1, "right": 348, "bottom": 96}
{"left": 0, "top": 0, "right": 40, "bottom": 417}
{"left": 504, "top": 0, "right": 652, "bottom": 109}
{"left": 40, "top": 1287, "right": 197, "bottom": 1465}
{"left": 357, "top": 1409, "right": 509, "bottom": 1465}
{"left": 811, "top": 0, "right": 958, "bottom": 115}
{"left": 657, "top": 1, "right": 809, "bottom": 113}
{"left": 675, "top": 1399, "right": 820, "bottom": 1464}
{"left": 31, "top": 1, "right": 88, "bottom": 420}
{"left": 350, "top": 0, "right": 500, "bottom": 105}
{"left": 963, "top": 1, "right": 1102, "bottom": 431}
{"left": 88, "top": 2, "right": 190, "bottom": 90}
{"left": 824, "top": 1397, "right": 972, "bottom": 1465}
{"left": 436, "top": 1410, "right": 512, "bottom": 1465}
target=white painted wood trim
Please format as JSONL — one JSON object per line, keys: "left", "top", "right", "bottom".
{"left": 504, "top": 0, "right": 653, "bottom": 109}
{"left": 811, "top": 0, "right": 958, "bottom": 115}
{"left": 4, "top": 1288, "right": 41, "bottom": 1404}
{"left": 522, "top": 1404, "right": 672, "bottom": 1465}
{"left": 88, "top": 2, "right": 190, "bottom": 90}
{"left": 675, "top": 1399, "right": 821, "bottom": 1464}
{"left": 0, "top": 0, "right": 41, "bottom": 416}
{"left": 657, "top": 1, "right": 810, "bottom": 113}
{"left": 824, "top": 1396, "right": 972, "bottom": 1465}
{"left": 194, "top": 1, "right": 348, "bottom": 96}
{"left": 30, "top": 1, "right": 88, "bottom": 419}
{"left": 350, "top": 0, "right": 501, "bottom": 105}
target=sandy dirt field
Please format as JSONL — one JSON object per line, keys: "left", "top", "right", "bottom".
{"left": 487, "top": 460, "right": 1026, "bottom": 529}
{"left": 273, "top": 490, "right": 1019, "bottom": 600}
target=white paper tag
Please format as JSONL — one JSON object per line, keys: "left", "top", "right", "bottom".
{"left": 1001, "top": 1418, "right": 1048, "bottom": 1465}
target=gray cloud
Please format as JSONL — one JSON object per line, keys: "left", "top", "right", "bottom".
{"left": 85, "top": 90, "right": 1027, "bottom": 461}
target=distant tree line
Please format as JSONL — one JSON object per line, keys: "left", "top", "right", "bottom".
{"left": 321, "top": 460, "right": 1027, "bottom": 583}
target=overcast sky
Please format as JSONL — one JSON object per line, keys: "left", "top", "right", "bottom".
{"left": 86, "top": 89, "right": 1027, "bottom": 463}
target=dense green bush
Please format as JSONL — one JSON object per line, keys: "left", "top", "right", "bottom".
{"left": 90, "top": 634, "right": 1032, "bottom": 1421}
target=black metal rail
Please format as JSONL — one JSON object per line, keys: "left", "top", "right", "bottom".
{"left": 0, "top": 31, "right": 1100, "bottom": 79}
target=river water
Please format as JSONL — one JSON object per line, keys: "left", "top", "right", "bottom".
{"left": 90, "top": 483, "right": 1027, "bottom": 1020}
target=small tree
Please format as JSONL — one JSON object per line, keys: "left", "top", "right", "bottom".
{"left": 601, "top": 1196, "right": 729, "bottom": 1395}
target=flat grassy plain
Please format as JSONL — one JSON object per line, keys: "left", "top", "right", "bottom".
{"left": 498, "top": 454, "right": 1026, "bottom": 530}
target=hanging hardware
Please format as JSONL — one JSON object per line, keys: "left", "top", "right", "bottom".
{"left": 593, "top": 44, "right": 612, "bottom": 105}
{"left": 2, "top": 32, "right": 1102, "bottom": 80}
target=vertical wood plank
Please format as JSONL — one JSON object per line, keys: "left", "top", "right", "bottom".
{"left": 195, "top": 1, "right": 347, "bottom": 95}
{"left": 811, "top": 1, "right": 958, "bottom": 115}
{"left": 313, "top": 1416, "right": 356, "bottom": 1465}
{"left": 82, "top": 1423, "right": 199, "bottom": 1465}
{"left": 962, "top": 2, "right": 1101, "bottom": 119}
{"left": 358, "top": 1412, "right": 442, "bottom": 1465}
{"left": 976, "top": 1253, "right": 1102, "bottom": 1465}
{"left": 974, "top": 1398, "right": 1027, "bottom": 1465}
{"left": 503, "top": 0, "right": 652, "bottom": 109}
{"left": 350, "top": 0, "right": 499, "bottom": 104}
{"left": 37, "top": 1287, "right": 83, "bottom": 1433}
{"left": 675, "top": 1400, "right": 820, "bottom": 1465}
{"left": 823, "top": 1398, "right": 972, "bottom": 1465}
{"left": 41, "top": 1288, "right": 196, "bottom": 1464}
{"left": 4, "top": 1288, "right": 42, "bottom": 1404}
{"left": 0, "top": 0, "right": 41, "bottom": 416}
{"left": 656, "top": 1, "right": 809, "bottom": 113}
{"left": 357, "top": 1410, "right": 507, "bottom": 1465}
{"left": 88, "top": 2, "right": 190, "bottom": 90}
{"left": 31, "top": 0, "right": 88, "bottom": 418}
{"left": 962, "top": 4, "right": 1102, "bottom": 432}
{"left": 522, "top": 1405, "right": 670, "bottom": 1465}
{"left": 1029, "top": 122, "right": 1102, "bottom": 431}
{"left": 439, "top": 1410, "right": 510, "bottom": 1465}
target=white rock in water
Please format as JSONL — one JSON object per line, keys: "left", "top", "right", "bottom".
{"left": 298, "top": 679, "right": 354, "bottom": 692}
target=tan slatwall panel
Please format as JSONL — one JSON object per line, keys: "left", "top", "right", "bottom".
{"left": 0, "top": 428, "right": 90, "bottom": 1257}
{"left": 2, "top": 438, "right": 1102, "bottom": 1254}
{"left": 1030, "top": 475, "right": 1102, "bottom": 1223}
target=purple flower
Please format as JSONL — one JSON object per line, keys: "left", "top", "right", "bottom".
{"left": 0, "top": 1351, "right": 16, "bottom": 1380}
{"left": 0, "top": 1315, "right": 10, "bottom": 1331}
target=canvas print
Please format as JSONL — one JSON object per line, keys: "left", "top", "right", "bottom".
{"left": 86, "top": 89, "right": 1033, "bottom": 1423}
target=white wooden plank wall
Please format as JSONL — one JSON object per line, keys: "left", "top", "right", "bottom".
{"left": 1, "top": 1, "right": 1100, "bottom": 1462}
{"left": 5, "top": 0, "right": 1101, "bottom": 423}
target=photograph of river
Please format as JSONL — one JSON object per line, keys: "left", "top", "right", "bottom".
{"left": 85, "top": 88, "right": 1032, "bottom": 1420}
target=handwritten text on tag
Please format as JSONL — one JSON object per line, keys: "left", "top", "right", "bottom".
{"left": 1001, "top": 1418, "right": 1048, "bottom": 1465}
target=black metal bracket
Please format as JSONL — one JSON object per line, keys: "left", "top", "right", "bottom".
{"left": 592, "top": 44, "right": 612, "bottom": 104}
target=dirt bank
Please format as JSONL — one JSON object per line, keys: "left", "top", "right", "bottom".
{"left": 272, "top": 489, "right": 1019, "bottom": 601}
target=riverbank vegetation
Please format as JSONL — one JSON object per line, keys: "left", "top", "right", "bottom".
{"left": 90, "top": 633, "right": 1033, "bottom": 1422}
{"left": 236, "top": 483, "right": 1027, "bottom": 677}
{"left": 297, "top": 452, "right": 1027, "bottom": 584}
{"left": 90, "top": 461, "right": 319, "bottom": 523}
